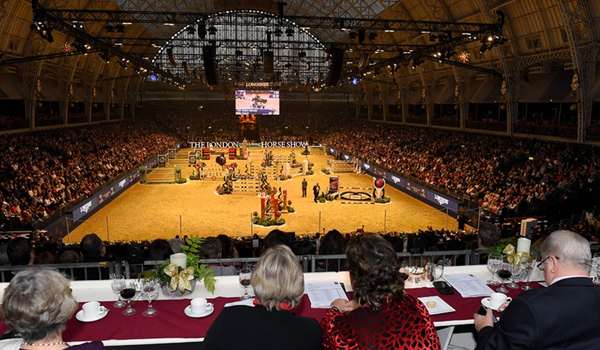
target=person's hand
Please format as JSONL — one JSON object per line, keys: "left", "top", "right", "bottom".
{"left": 473, "top": 307, "right": 494, "bottom": 332}
{"left": 330, "top": 299, "right": 359, "bottom": 312}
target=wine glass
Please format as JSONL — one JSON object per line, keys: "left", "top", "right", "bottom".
{"left": 110, "top": 273, "right": 126, "bottom": 308}
{"left": 507, "top": 260, "right": 522, "bottom": 290}
{"left": 120, "top": 281, "right": 138, "bottom": 316}
{"left": 486, "top": 253, "right": 503, "bottom": 286}
{"left": 496, "top": 262, "right": 512, "bottom": 293}
{"left": 239, "top": 267, "right": 252, "bottom": 300}
{"left": 521, "top": 259, "right": 535, "bottom": 291}
{"left": 142, "top": 279, "right": 159, "bottom": 317}
{"left": 430, "top": 260, "right": 445, "bottom": 282}
{"left": 592, "top": 253, "right": 600, "bottom": 286}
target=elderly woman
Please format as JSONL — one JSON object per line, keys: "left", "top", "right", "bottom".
{"left": 202, "top": 245, "right": 322, "bottom": 350}
{"left": 321, "top": 234, "right": 440, "bottom": 350}
{"left": 1, "top": 269, "right": 103, "bottom": 350}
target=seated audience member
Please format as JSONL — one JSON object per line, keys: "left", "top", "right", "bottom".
{"left": 7, "top": 237, "right": 33, "bottom": 266}
{"left": 79, "top": 234, "right": 105, "bottom": 262}
{"left": 1, "top": 269, "right": 104, "bottom": 349}
{"left": 318, "top": 230, "right": 347, "bottom": 271}
{"left": 202, "top": 245, "right": 322, "bottom": 350}
{"left": 35, "top": 250, "right": 57, "bottom": 265}
{"left": 169, "top": 235, "right": 184, "bottom": 253}
{"left": 321, "top": 234, "right": 440, "bottom": 350}
{"left": 474, "top": 230, "right": 600, "bottom": 350}
{"left": 79, "top": 234, "right": 109, "bottom": 280}
{"left": 217, "top": 234, "right": 239, "bottom": 258}
{"left": 198, "top": 237, "right": 222, "bottom": 259}
{"left": 147, "top": 239, "right": 173, "bottom": 260}
{"left": 318, "top": 230, "right": 346, "bottom": 255}
{"left": 58, "top": 250, "right": 81, "bottom": 264}
{"left": 263, "top": 229, "right": 291, "bottom": 250}
{"left": 198, "top": 237, "right": 235, "bottom": 276}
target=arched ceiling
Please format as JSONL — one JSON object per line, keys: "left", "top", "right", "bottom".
{"left": 0, "top": 0, "right": 599, "bottom": 91}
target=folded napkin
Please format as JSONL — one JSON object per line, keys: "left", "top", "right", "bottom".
{"left": 224, "top": 298, "right": 255, "bottom": 308}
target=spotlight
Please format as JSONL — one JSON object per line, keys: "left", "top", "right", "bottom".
{"left": 351, "top": 77, "right": 360, "bottom": 86}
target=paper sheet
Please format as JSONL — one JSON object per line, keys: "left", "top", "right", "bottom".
{"left": 444, "top": 273, "right": 494, "bottom": 298}
{"left": 305, "top": 281, "right": 349, "bottom": 308}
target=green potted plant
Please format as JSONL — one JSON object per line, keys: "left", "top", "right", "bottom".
{"left": 154, "top": 237, "right": 216, "bottom": 296}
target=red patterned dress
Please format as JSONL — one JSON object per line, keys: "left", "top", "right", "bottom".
{"left": 320, "top": 294, "right": 441, "bottom": 350}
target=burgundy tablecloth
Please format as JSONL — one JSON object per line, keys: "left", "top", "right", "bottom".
{"left": 1, "top": 283, "right": 539, "bottom": 342}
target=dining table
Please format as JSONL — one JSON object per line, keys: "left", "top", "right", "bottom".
{"left": 0, "top": 264, "right": 544, "bottom": 347}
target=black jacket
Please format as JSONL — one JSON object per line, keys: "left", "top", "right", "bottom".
{"left": 476, "top": 277, "right": 600, "bottom": 350}
{"left": 202, "top": 305, "right": 322, "bottom": 350}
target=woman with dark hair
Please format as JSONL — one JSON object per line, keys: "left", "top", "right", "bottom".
{"left": 321, "top": 234, "right": 440, "bottom": 350}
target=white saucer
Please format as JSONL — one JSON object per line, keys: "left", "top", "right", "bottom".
{"left": 481, "top": 297, "right": 509, "bottom": 312}
{"left": 184, "top": 304, "right": 214, "bottom": 318}
{"left": 76, "top": 307, "right": 108, "bottom": 322}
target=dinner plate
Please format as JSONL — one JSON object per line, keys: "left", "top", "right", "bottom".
{"left": 481, "top": 297, "right": 510, "bottom": 312}
{"left": 75, "top": 307, "right": 108, "bottom": 322}
{"left": 184, "top": 304, "right": 214, "bottom": 318}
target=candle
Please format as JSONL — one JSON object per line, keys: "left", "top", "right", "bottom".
{"left": 170, "top": 253, "right": 187, "bottom": 269}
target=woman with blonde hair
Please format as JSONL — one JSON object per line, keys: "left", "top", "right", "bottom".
{"left": 1, "top": 269, "right": 104, "bottom": 349}
{"left": 202, "top": 245, "right": 322, "bottom": 350}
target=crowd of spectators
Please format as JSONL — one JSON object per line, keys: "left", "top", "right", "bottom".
{"left": 0, "top": 228, "right": 477, "bottom": 272}
{"left": 321, "top": 123, "right": 600, "bottom": 220}
{"left": 0, "top": 122, "right": 177, "bottom": 230}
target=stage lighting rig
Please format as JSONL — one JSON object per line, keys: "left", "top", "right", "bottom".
{"left": 31, "top": 1, "right": 54, "bottom": 43}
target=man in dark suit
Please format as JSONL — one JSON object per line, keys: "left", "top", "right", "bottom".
{"left": 301, "top": 178, "right": 307, "bottom": 198}
{"left": 312, "top": 183, "right": 320, "bottom": 203}
{"left": 474, "top": 230, "right": 600, "bottom": 350}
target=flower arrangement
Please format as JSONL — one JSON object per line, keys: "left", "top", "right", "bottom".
{"left": 154, "top": 237, "right": 216, "bottom": 295}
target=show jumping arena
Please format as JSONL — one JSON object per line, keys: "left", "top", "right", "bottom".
{"left": 64, "top": 147, "right": 458, "bottom": 243}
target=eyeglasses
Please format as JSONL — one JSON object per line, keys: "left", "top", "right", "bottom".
{"left": 537, "top": 256, "right": 560, "bottom": 270}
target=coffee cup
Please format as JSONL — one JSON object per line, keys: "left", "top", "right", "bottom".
{"left": 489, "top": 292, "right": 512, "bottom": 308}
{"left": 82, "top": 301, "right": 105, "bottom": 319}
{"left": 190, "top": 297, "right": 212, "bottom": 314}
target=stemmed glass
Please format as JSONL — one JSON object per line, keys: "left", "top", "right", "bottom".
{"left": 496, "top": 262, "right": 512, "bottom": 293}
{"left": 521, "top": 259, "right": 534, "bottom": 291}
{"left": 592, "top": 253, "right": 600, "bottom": 286}
{"left": 110, "top": 273, "right": 126, "bottom": 308}
{"left": 507, "top": 257, "right": 522, "bottom": 290}
{"left": 486, "top": 253, "right": 503, "bottom": 286}
{"left": 239, "top": 267, "right": 252, "bottom": 300}
{"left": 430, "top": 260, "right": 445, "bottom": 282}
{"left": 141, "top": 279, "right": 159, "bottom": 317}
{"left": 120, "top": 281, "right": 138, "bottom": 316}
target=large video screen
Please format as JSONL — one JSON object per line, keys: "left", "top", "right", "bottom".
{"left": 235, "top": 90, "right": 280, "bottom": 115}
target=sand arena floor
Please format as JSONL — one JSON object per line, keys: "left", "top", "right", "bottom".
{"left": 64, "top": 147, "right": 457, "bottom": 243}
